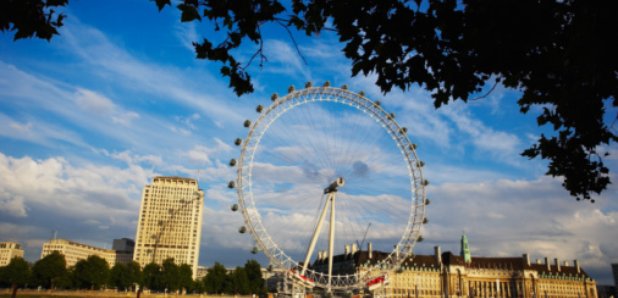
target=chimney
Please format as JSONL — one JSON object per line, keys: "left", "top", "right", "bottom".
{"left": 544, "top": 257, "right": 550, "bottom": 271}
{"left": 574, "top": 260, "right": 580, "bottom": 273}
{"left": 434, "top": 246, "right": 442, "bottom": 264}
{"left": 352, "top": 243, "right": 358, "bottom": 254}
{"left": 554, "top": 258, "right": 561, "bottom": 272}
{"left": 368, "top": 242, "right": 373, "bottom": 259}
{"left": 523, "top": 253, "right": 530, "bottom": 267}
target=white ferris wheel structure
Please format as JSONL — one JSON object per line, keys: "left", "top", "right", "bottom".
{"left": 229, "top": 83, "right": 429, "bottom": 293}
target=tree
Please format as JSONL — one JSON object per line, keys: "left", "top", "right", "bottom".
{"left": 142, "top": 262, "right": 162, "bottom": 291}
{"left": 225, "top": 266, "right": 250, "bottom": 295}
{"left": 3, "top": 0, "right": 617, "bottom": 202}
{"left": 244, "top": 259, "right": 265, "bottom": 294}
{"left": 160, "top": 258, "right": 180, "bottom": 292}
{"left": 110, "top": 262, "right": 141, "bottom": 291}
{"left": 72, "top": 255, "right": 110, "bottom": 290}
{"left": 177, "top": 264, "right": 193, "bottom": 293}
{"left": 203, "top": 262, "right": 227, "bottom": 294}
{"left": 0, "top": 257, "right": 31, "bottom": 298}
{"left": 32, "top": 251, "right": 67, "bottom": 289}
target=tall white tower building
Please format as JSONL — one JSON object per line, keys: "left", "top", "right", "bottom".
{"left": 133, "top": 176, "right": 204, "bottom": 279}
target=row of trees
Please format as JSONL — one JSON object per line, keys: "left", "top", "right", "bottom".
{"left": 0, "top": 252, "right": 266, "bottom": 297}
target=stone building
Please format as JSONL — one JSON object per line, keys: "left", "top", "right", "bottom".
{"left": 133, "top": 176, "right": 204, "bottom": 279}
{"left": 315, "top": 235, "right": 598, "bottom": 297}
{"left": 0, "top": 241, "right": 24, "bottom": 266}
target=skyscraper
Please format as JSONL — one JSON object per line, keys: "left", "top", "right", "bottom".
{"left": 133, "top": 176, "right": 204, "bottom": 279}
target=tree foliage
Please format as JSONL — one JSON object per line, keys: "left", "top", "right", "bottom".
{"left": 0, "top": 257, "right": 31, "bottom": 298}
{"left": 32, "top": 251, "right": 67, "bottom": 289}
{"left": 3, "top": 0, "right": 617, "bottom": 201}
{"left": 72, "top": 255, "right": 110, "bottom": 290}
{"left": 0, "top": 0, "right": 67, "bottom": 40}
{"left": 142, "top": 262, "right": 162, "bottom": 291}
{"left": 203, "top": 262, "right": 227, "bottom": 294}
{"left": 225, "top": 266, "right": 250, "bottom": 295}
{"left": 110, "top": 261, "right": 141, "bottom": 291}
{"left": 178, "top": 264, "right": 194, "bottom": 292}
{"left": 244, "top": 259, "right": 265, "bottom": 294}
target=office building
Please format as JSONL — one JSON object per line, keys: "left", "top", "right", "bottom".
{"left": 133, "top": 176, "right": 204, "bottom": 279}
{"left": 113, "top": 238, "right": 135, "bottom": 265}
{"left": 0, "top": 241, "right": 24, "bottom": 266}
{"left": 41, "top": 238, "right": 116, "bottom": 267}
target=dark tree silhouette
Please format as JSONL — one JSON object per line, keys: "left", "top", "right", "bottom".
{"left": 0, "top": 257, "right": 31, "bottom": 298}
{"left": 72, "top": 255, "right": 110, "bottom": 290}
{"left": 32, "top": 251, "right": 67, "bottom": 289}
{"left": 2, "top": 0, "right": 617, "bottom": 202}
{"left": 0, "top": 0, "right": 67, "bottom": 40}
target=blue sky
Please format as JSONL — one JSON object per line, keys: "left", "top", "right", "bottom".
{"left": 1, "top": 1, "right": 617, "bottom": 284}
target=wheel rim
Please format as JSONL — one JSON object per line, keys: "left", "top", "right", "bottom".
{"left": 235, "top": 86, "right": 427, "bottom": 290}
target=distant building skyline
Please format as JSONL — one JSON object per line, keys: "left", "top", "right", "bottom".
{"left": 133, "top": 176, "right": 204, "bottom": 279}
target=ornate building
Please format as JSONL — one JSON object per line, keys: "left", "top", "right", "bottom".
{"left": 133, "top": 176, "right": 204, "bottom": 279}
{"left": 0, "top": 241, "right": 24, "bottom": 266}
{"left": 316, "top": 235, "right": 598, "bottom": 297}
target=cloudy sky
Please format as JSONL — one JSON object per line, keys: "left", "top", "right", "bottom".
{"left": 1, "top": 1, "right": 617, "bottom": 284}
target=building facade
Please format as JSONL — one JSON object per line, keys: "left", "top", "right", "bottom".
{"left": 0, "top": 241, "right": 25, "bottom": 266}
{"left": 40, "top": 238, "right": 117, "bottom": 267}
{"left": 112, "top": 238, "right": 135, "bottom": 265}
{"left": 317, "top": 236, "right": 598, "bottom": 298}
{"left": 133, "top": 176, "right": 204, "bottom": 279}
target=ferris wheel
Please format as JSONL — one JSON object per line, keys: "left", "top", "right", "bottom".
{"left": 229, "top": 83, "right": 428, "bottom": 291}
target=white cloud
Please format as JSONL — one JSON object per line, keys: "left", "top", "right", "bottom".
{"left": 422, "top": 175, "right": 618, "bottom": 281}
{"left": 262, "top": 39, "right": 311, "bottom": 80}
{"left": 0, "top": 152, "right": 151, "bottom": 225}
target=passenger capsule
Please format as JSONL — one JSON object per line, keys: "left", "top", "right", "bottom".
{"left": 341, "top": 84, "right": 348, "bottom": 90}
{"left": 417, "top": 235, "right": 424, "bottom": 242}
{"left": 417, "top": 160, "right": 425, "bottom": 168}
{"left": 425, "top": 198, "right": 431, "bottom": 206}
{"left": 243, "top": 120, "right": 251, "bottom": 128}
{"left": 231, "top": 204, "right": 238, "bottom": 211}
{"left": 373, "top": 100, "right": 381, "bottom": 107}
{"left": 389, "top": 112, "right": 396, "bottom": 120}
{"left": 409, "top": 144, "right": 417, "bottom": 150}
{"left": 323, "top": 81, "right": 331, "bottom": 87}
{"left": 305, "top": 81, "right": 313, "bottom": 88}
{"left": 239, "top": 226, "right": 246, "bottom": 234}
{"left": 423, "top": 217, "right": 428, "bottom": 224}
{"left": 228, "top": 181, "right": 236, "bottom": 189}
{"left": 358, "top": 91, "right": 365, "bottom": 97}
{"left": 251, "top": 246, "right": 259, "bottom": 254}
{"left": 400, "top": 127, "right": 407, "bottom": 134}
{"left": 234, "top": 138, "right": 242, "bottom": 146}
{"left": 229, "top": 159, "right": 237, "bottom": 167}
{"left": 422, "top": 179, "right": 429, "bottom": 186}
{"left": 288, "top": 85, "right": 295, "bottom": 93}
{"left": 256, "top": 105, "right": 263, "bottom": 113}
{"left": 271, "top": 93, "right": 278, "bottom": 101}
